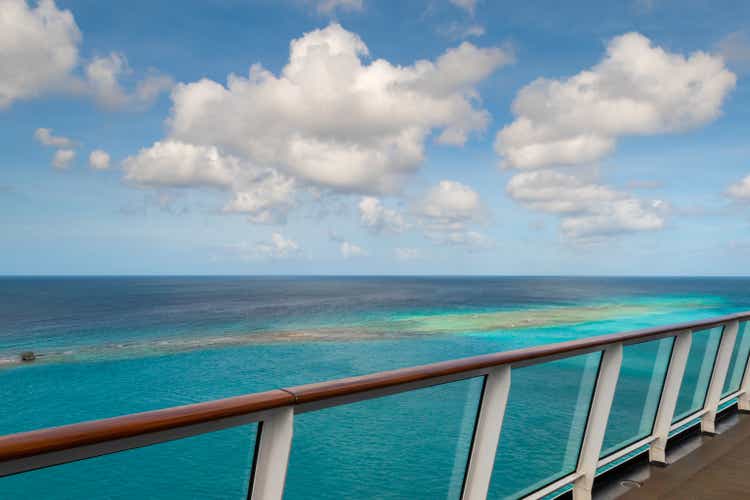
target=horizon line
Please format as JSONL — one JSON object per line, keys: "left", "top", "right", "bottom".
{"left": 2, "top": 274, "right": 750, "bottom": 279}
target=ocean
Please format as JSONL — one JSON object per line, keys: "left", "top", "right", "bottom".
{"left": 1, "top": 276, "right": 749, "bottom": 499}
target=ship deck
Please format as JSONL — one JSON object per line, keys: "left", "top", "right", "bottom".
{"left": 604, "top": 409, "right": 750, "bottom": 499}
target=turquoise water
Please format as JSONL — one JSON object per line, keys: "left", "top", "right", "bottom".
{"left": 1, "top": 277, "right": 749, "bottom": 498}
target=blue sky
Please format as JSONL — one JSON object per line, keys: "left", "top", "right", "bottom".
{"left": 1, "top": 0, "right": 749, "bottom": 275}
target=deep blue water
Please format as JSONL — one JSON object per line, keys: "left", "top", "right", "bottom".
{"left": 1, "top": 276, "right": 749, "bottom": 499}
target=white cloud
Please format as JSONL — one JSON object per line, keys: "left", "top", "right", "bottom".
{"left": 340, "top": 240, "right": 367, "bottom": 258}
{"left": 34, "top": 128, "right": 74, "bottom": 148}
{"left": 358, "top": 196, "right": 407, "bottom": 233}
{"left": 496, "top": 32, "right": 733, "bottom": 241}
{"left": 727, "top": 174, "right": 750, "bottom": 201}
{"left": 395, "top": 247, "right": 421, "bottom": 261}
{"left": 496, "top": 32, "right": 736, "bottom": 170}
{"left": 222, "top": 172, "right": 297, "bottom": 224}
{"left": 52, "top": 148, "right": 75, "bottom": 169}
{"left": 506, "top": 170, "right": 619, "bottom": 213}
{"left": 560, "top": 200, "right": 666, "bottom": 240}
{"left": 507, "top": 170, "right": 667, "bottom": 240}
{"left": 258, "top": 233, "right": 301, "bottom": 259}
{"left": 414, "top": 180, "right": 490, "bottom": 246}
{"left": 449, "top": 0, "right": 476, "bottom": 15}
{"left": 0, "top": 1, "right": 171, "bottom": 111}
{"left": 228, "top": 233, "right": 301, "bottom": 260}
{"left": 88, "top": 149, "right": 110, "bottom": 169}
{"left": 123, "top": 141, "right": 237, "bottom": 188}
{"left": 84, "top": 53, "right": 130, "bottom": 108}
{"left": 122, "top": 23, "right": 510, "bottom": 227}
{"left": 0, "top": 0, "right": 80, "bottom": 109}
{"left": 315, "top": 0, "right": 363, "bottom": 14}
{"left": 415, "top": 180, "right": 484, "bottom": 226}
{"left": 123, "top": 140, "right": 297, "bottom": 224}
{"left": 35, "top": 127, "right": 79, "bottom": 170}
{"left": 161, "top": 23, "right": 511, "bottom": 194}
{"left": 84, "top": 53, "right": 173, "bottom": 110}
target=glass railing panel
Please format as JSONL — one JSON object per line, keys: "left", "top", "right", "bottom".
{"left": 284, "top": 377, "right": 483, "bottom": 500}
{"left": 600, "top": 337, "right": 673, "bottom": 457}
{"left": 487, "top": 352, "right": 601, "bottom": 499}
{"left": 672, "top": 326, "right": 723, "bottom": 422}
{"left": 0, "top": 424, "right": 257, "bottom": 499}
{"left": 723, "top": 321, "right": 750, "bottom": 396}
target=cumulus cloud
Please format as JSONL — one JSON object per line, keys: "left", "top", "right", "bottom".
{"left": 414, "top": 180, "right": 490, "bottom": 246}
{"left": 227, "top": 233, "right": 301, "bottom": 260}
{"left": 34, "top": 128, "right": 74, "bottom": 148}
{"left": 257, "top": 233, "right": 301, "bottom": 259}
{"left": 0, "top": 0, "right": 80, "bottom": 109}
{"left": 314, "top": 0, "right": 363, "bottom": 14}
{"left": 495, "top": 32, "right": 733, "bottom": 240}
{"left": 340, "top": 241, "right": 367, "bottom": 258}
{"left": 160, "top": 23, "right": 511, "bottom": 194}
{"left": 354, "top": 182, "right": 491, "bottom": 248}
{"left": 507, "top": 170, "right": 667, "bottom": 240}
{"left": 52, "top": 149, "right": 75, "bottom": 169}
{"left": 35, "top": 127, "right": 79, "bottom": 169}
{"left": 0, "top": 0, "right": 171, "bottom": 110}
{"left": 88, "top": 149, "right": 110, "bottom": 169}
{"left": 415, "top": 180, "right": 484, "bottom": 227}
{"left": 358, "top": 197, "right": 407, "bottom": 233}
{"left": 124, "top": 141, "right": 238, "bottom": 189}
{"left": 727, "top": 174, "right": 750, "bottom": 201}
{"left": 222, "top": 174, "right": 297, "bottom": 224}
{"left": 84, "top": 53, "right": 173, "bottom": 110}
{"left": 123, "top": 23, "right": 510, "bottom": 226}
{"left": 123, "top": 140, "right": 296, "bottom": 223}
{"left": 496, "top": 33, "right": 736, "bottom": 170}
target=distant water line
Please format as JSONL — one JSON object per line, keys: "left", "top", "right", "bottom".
{"left": 0, "top": 297, "right": 723, "bottom": 370}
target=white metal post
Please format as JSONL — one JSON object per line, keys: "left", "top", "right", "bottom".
{"left": 572, "top": 344, "right": 623, "bottom": 500}
{"left": 248, "top": 407, "right": 294, "bottom": 500}
{"left": 649, "top": 331, "right": 692, "bottom": 464}
{"left": 461, "top": 365, "right": 511, "bottom": 500}
{"left": 736, "top": 323, "right": 750, "bottom": 412}
{"left": 701, "top": 321, "right": 739, "bottom": 434}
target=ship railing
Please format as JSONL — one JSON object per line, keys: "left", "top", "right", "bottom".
{"left": 1, "top": 312, "right": 750, "bottom": 499}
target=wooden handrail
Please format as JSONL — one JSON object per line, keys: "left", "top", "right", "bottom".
{"left": 0, "top": 311, "right": 747, "bottom": 466}
{"left": 0, "top": 390, "right": 294, "bottom": 463}
{"left": 286, "top": 312, "right": 745, "bottom": 404}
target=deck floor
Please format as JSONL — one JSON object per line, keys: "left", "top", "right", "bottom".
{"left": 619, "top": 411, "right": 750, "bottom": 499}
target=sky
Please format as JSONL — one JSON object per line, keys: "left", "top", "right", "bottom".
{"left": 1, "top": 0, "right": 750, "bottom": 276}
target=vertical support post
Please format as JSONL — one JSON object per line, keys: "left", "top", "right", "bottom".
{"left": 649, "top": 331, "right": 692, "bottom": 465}
{"left": 572, "top": 344, "right": 623, "bottom": 500}
{"left": 701, "top": 321, "right": 739, "bottom": 434}
{"left": 573, "top": 344, "right": 622, "bottom": 500}
{"left": 461, "top": 365, "right": 511, "bottom": 500}
{"left": 248, "top": 407, "right": 294, "bottom": 500}
{"left": 739, "top": 323, "right": 750, "bottom": 412}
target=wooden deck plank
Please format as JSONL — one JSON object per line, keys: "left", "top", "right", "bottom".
{"left": 621, "top": 413, "right": 750, "bottom": 499}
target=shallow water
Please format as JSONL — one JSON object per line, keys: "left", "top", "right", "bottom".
{"left": 1, "top": 277, "right": 748, "bottom": 498}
